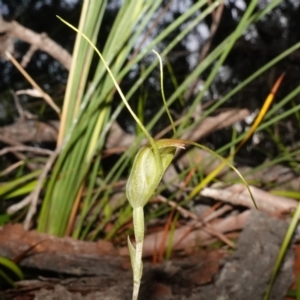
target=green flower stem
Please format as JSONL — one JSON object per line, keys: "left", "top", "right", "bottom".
{"left": 133, "top": 207, "right": 145, "bottom": 244}
{"left": 132, "top": 207, "right": 144, "bottom": 300}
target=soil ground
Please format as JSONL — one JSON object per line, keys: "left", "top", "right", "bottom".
{"left": 0, "top": 210, "right": 297, "bottom": 300}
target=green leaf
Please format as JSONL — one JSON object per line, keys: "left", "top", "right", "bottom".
{"left": 297, "top": 273, "right": 300, "bottom": 300}
{"left": 0, "top": 214, "right": 10, "bottom": 226}
{"left": 2, "top": 180, "right": 39, "bottom": 199}
{"left": 0, "top": 257, "right": 23, "bottom": 280}
{"left": 264, "top": 202, "right": 300, "bottom": 300}
{"left": 0, "top": 269, "right": 16, "bottom": 287}
{"left": 0, "top": 170, "right": 41, "bottom": 197}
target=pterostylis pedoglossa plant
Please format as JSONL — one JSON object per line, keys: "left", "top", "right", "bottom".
{"left": 126, "top": 138, "right": 185, "bottom": 299}
{"left": 58, "top": 17, "right": 261, "bottom": 300}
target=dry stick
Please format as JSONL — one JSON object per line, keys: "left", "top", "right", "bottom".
{"left": 154, "top": 196, "right": 232, "bottom": 223}
{"left": 184, "top": 2, "right": 224, "bottom": 101}
{"left": 0, "top": 135, "right": 38, "bottom": 171}
{"left": 23, "top": 145, "right": 62, "bottom": 230}
{"left": 11, "top": 90, "right": 26, "bottom": 118}
{"left": 200, "top": 184, "right": 297, "bottom": 215}
{"left": 5, "top": 51, "right": 61, "bottom": 117}
{"left": 171, "top": 205, "right": 234, "bottom": 249}
{"left": 154, "top": 195, "right": 234, "bottom": 250}
{"left": 201, "top": 224, "right": 236, "bottom": 248}
{"left": 198, "top": 201, "right": 222, "bottom": 221}
{"left": 21, "top": 42, "right": 38, "bottom": 67}
{"left": 203, "top": 231, "right": 240, "bottom": 247}
{"left": 0, "top": 146, "right": 53, "bottom": 156}
{"left": 21, "top": 34, "right": 47, "bottom": 68}
{"left": 201, "top": 204, "right": 232, "bottom": 223}
{"left": 197, "top": 205, "right": 236, "bottom": 248}
{"left": 0, "top": 17, "right": 71, "bottom": 70}
{"left": 154, "top": 195, "right": 197, "bottom": 219}
{"left": 1, "top": 161, "right": 24, "bottom": 176}
{"left": 7, "top": 195, "right": 32, "bottom": 215}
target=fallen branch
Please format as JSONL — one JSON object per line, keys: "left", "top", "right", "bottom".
{"left": 200, "top": 184, "right": 297, "bottom": 215}
{"left": 0, "top": 17, "right": 71, "bottom": 70}
{"left": 0, "top": 120, "right": 59, "bottom": 143}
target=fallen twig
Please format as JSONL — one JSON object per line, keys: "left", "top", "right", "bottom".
{"left": 22, "top": 145, "right": 62, "bottom": 230}
{"left": 0, "top": 146, "right": 53, "bottom": 156}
